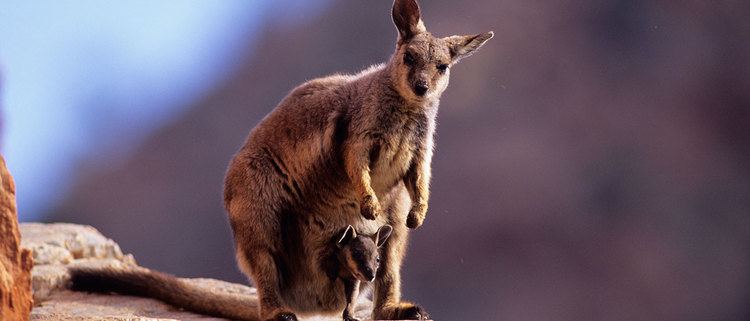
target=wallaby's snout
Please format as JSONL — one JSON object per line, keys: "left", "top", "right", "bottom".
{"left": 361, "top": 266, "right": 376, "bottom": 282}
{"left": 414, "top": 80, "right": 429, "bottom": 96}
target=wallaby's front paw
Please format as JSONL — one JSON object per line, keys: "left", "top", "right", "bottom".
{"left": 406, "top": 203, "right": 427, "bottom": 229}
{"left": 360, "top": 194, "right": 381, "bottom": 220}
{"left": 375, "top": 302, "right": 429, "bottom": 320}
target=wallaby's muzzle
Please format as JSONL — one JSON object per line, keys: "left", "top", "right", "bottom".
{"left": 361, "top": 266, "right": 376, "bottom": 282}
{"left": 414, "top": 81, "right": 429, "bottom": 96}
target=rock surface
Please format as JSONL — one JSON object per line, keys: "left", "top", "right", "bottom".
{"left": 20, "top": 223, "right": 137, "bottom": 304}
{"left": 0, "top": 156, "right": 33, "bottom": 321}
{"left": 20, "top": 223, "right": 373, "bottom": 321}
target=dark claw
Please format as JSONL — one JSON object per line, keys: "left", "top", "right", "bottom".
{"left": 273, "top": 312, "right": 298, "bottom": 321}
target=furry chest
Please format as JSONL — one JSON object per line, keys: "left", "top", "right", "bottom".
{"left": 369, "top": 134, "right": 416, "bottom": 192}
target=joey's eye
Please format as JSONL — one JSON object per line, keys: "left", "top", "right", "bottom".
{"left": 404, "top": 52, "right": 416, "bottom": 66}
{"left": 376, "top": 256, "right": 381, "bottom": 263}
{"left": 437, "top": 64, "right": 449, "bottom": 73}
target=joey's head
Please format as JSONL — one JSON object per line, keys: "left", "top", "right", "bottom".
{"left": 336, "top": 225, "right": 393, "bottom": 282}
{"left": 389, "top": 0, "right": 494, "bottom": 103}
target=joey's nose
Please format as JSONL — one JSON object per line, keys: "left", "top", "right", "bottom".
{"left": 363, "top": 267, "right": 375, "bottom": 281}
{"left": 414, "top": 82, "right": 429, "bottom": 96}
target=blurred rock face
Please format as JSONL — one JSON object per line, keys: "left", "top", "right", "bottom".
{"left": 0, "top": 156, "right": 33, "bottom": 320}
{"left": 49, "top": 0, "right": 750, "bottom": 320}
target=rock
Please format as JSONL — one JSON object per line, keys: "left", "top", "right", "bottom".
{"left": 20, "top": 223, "right": 136, "bottom": 303}
{"left": 0, "top": 156, "right": 33, "bottom": 321}
{"left": 20, "top": 223, "right": 135, "bottom": 265}
{"left": 29, "top": 291, "right": 229, "bottom": 321}
{"left": 20, "top": 223, "right": 374, "bottom": 320}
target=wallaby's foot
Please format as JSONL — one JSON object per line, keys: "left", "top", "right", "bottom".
{"left": 267, "top": 311, "right": 297, "bottom": 321}
{"left": 399, "top": 303, "right": 429, "bottom": 320}
{"left": 375, "top": 302, "right": 429, "bottom": 320}
{"left": 406, "top": 203, "right": 427, "bottom": 229}
{"left": 343, "top": 313, "right": 360, "bottom": 321}
{"left": 360, "top": 194, "right": 380, "bottom": 220}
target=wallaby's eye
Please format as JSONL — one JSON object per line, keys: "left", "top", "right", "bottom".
{"left": 404, "top": 52, "right": 416, "bottom": 66}
{"left": 376, "top": 256, "right": 381, "bottom": 263}
{"left": 437, "top": 64, "right": 449, "bottom": 73}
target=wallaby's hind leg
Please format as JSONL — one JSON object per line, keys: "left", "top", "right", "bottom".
{"left": 240, "top": 246, "right": 296, "bottom": 321}
{"left": 226, "top": 159, "right": 298, "bottom": 321}
{"left": 233, "top": 212, "right": 297, "bottom": 321}
{"left": 372, "top": 187, "right": 429, "bottom": 320}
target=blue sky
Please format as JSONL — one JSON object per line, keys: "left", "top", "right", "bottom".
{"left": 0, "top": 1, "right": 328, "bottom": 220}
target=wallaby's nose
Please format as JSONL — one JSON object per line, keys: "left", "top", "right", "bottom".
{"left": 363, "top": 267, "right": 375, "bottom": 281}
{"left": 414, "top": 82, "right": 429, "bottom": 96}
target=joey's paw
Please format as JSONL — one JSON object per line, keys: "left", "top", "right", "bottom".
{"left": 376, "top": 302, "right": 429, "bottom": 320}
{"left": 360, "top": 194, "right": 381, "bottom": 220}
{"left": 270, "top": 312, "right": 298, "bottom": 321}
{"left": 406, "top": 203, "right": 427, "bottom": 229}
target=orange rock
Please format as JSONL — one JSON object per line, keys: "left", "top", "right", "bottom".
{"left": 0, "top": 155, "right": 33, "bottom": 321}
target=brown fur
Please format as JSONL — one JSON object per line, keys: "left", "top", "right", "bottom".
{"left": 69, "top": 266, "right": 260, "bottom": 320}
{"left": 224, "top": 1, "right": 491, "bottom": 320}
{"left": 68, "top": 1, "right": 491, "bottom": 321}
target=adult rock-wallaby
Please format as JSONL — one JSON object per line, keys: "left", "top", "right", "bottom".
{"left": 224, "top": 0, "right": 492, "bottom": 319}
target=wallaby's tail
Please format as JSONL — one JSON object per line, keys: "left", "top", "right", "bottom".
{"left": 69, "top": 266, "right": 260, "bottom": 321}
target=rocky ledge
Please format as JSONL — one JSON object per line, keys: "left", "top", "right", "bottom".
{"left": 21, "top": 223, "right": 373, "bottom": 321}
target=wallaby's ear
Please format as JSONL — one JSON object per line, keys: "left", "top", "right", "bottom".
{"left": 337, "top": 225, "right": 356, "bottom": 248}
{"left": 375, "top": 225, "right": 393, "bottom": 248}
{"left": 444, "top": 31, "right": 494, "bottom": 63}
{"left": 392, "top": 0, "right": 426, "bottom": 42}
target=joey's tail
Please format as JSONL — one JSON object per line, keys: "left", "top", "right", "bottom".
{"left": 69, "top": 266, "right": 260, "bottom": 321}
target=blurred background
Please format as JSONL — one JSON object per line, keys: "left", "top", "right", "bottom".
{"left": 2, "top": 1, "right": 749, "bottom": 320}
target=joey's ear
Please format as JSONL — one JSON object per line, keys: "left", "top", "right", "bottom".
{"left": 392, "top": 0, "right": 426, "bottom": 42}
{"left": 375, "top": 225, "right": 393, "bottom": 248}
{"left": 337, "top": 225, "right": 356, "bottom": 248}
{"left": 444, "top": 31, "right": 494, "bottom": 63}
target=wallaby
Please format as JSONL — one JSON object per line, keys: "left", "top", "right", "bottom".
{"left": 68, "top": 224, "right": 392, "bottom": 321}
{"left": 328, "top": 225, "right": 393, "bottom": 321}
{"left": 69, "top": 0, "right": 491, "bottom": 320}
{"left": 224, "top": 0, "right": 491, "bottom": 319}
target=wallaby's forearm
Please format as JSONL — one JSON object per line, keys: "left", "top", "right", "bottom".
{"left": 344, "top": 139, "right": 380, "bottom": 220}
{"left": 405, "top": 161, "right": 430, "bottom": 205}
{"left": 342, "top": 279, "right": 360, "bottom": 321}
{"left": 404, "top": 144, "right": 433, "bottom": 228}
